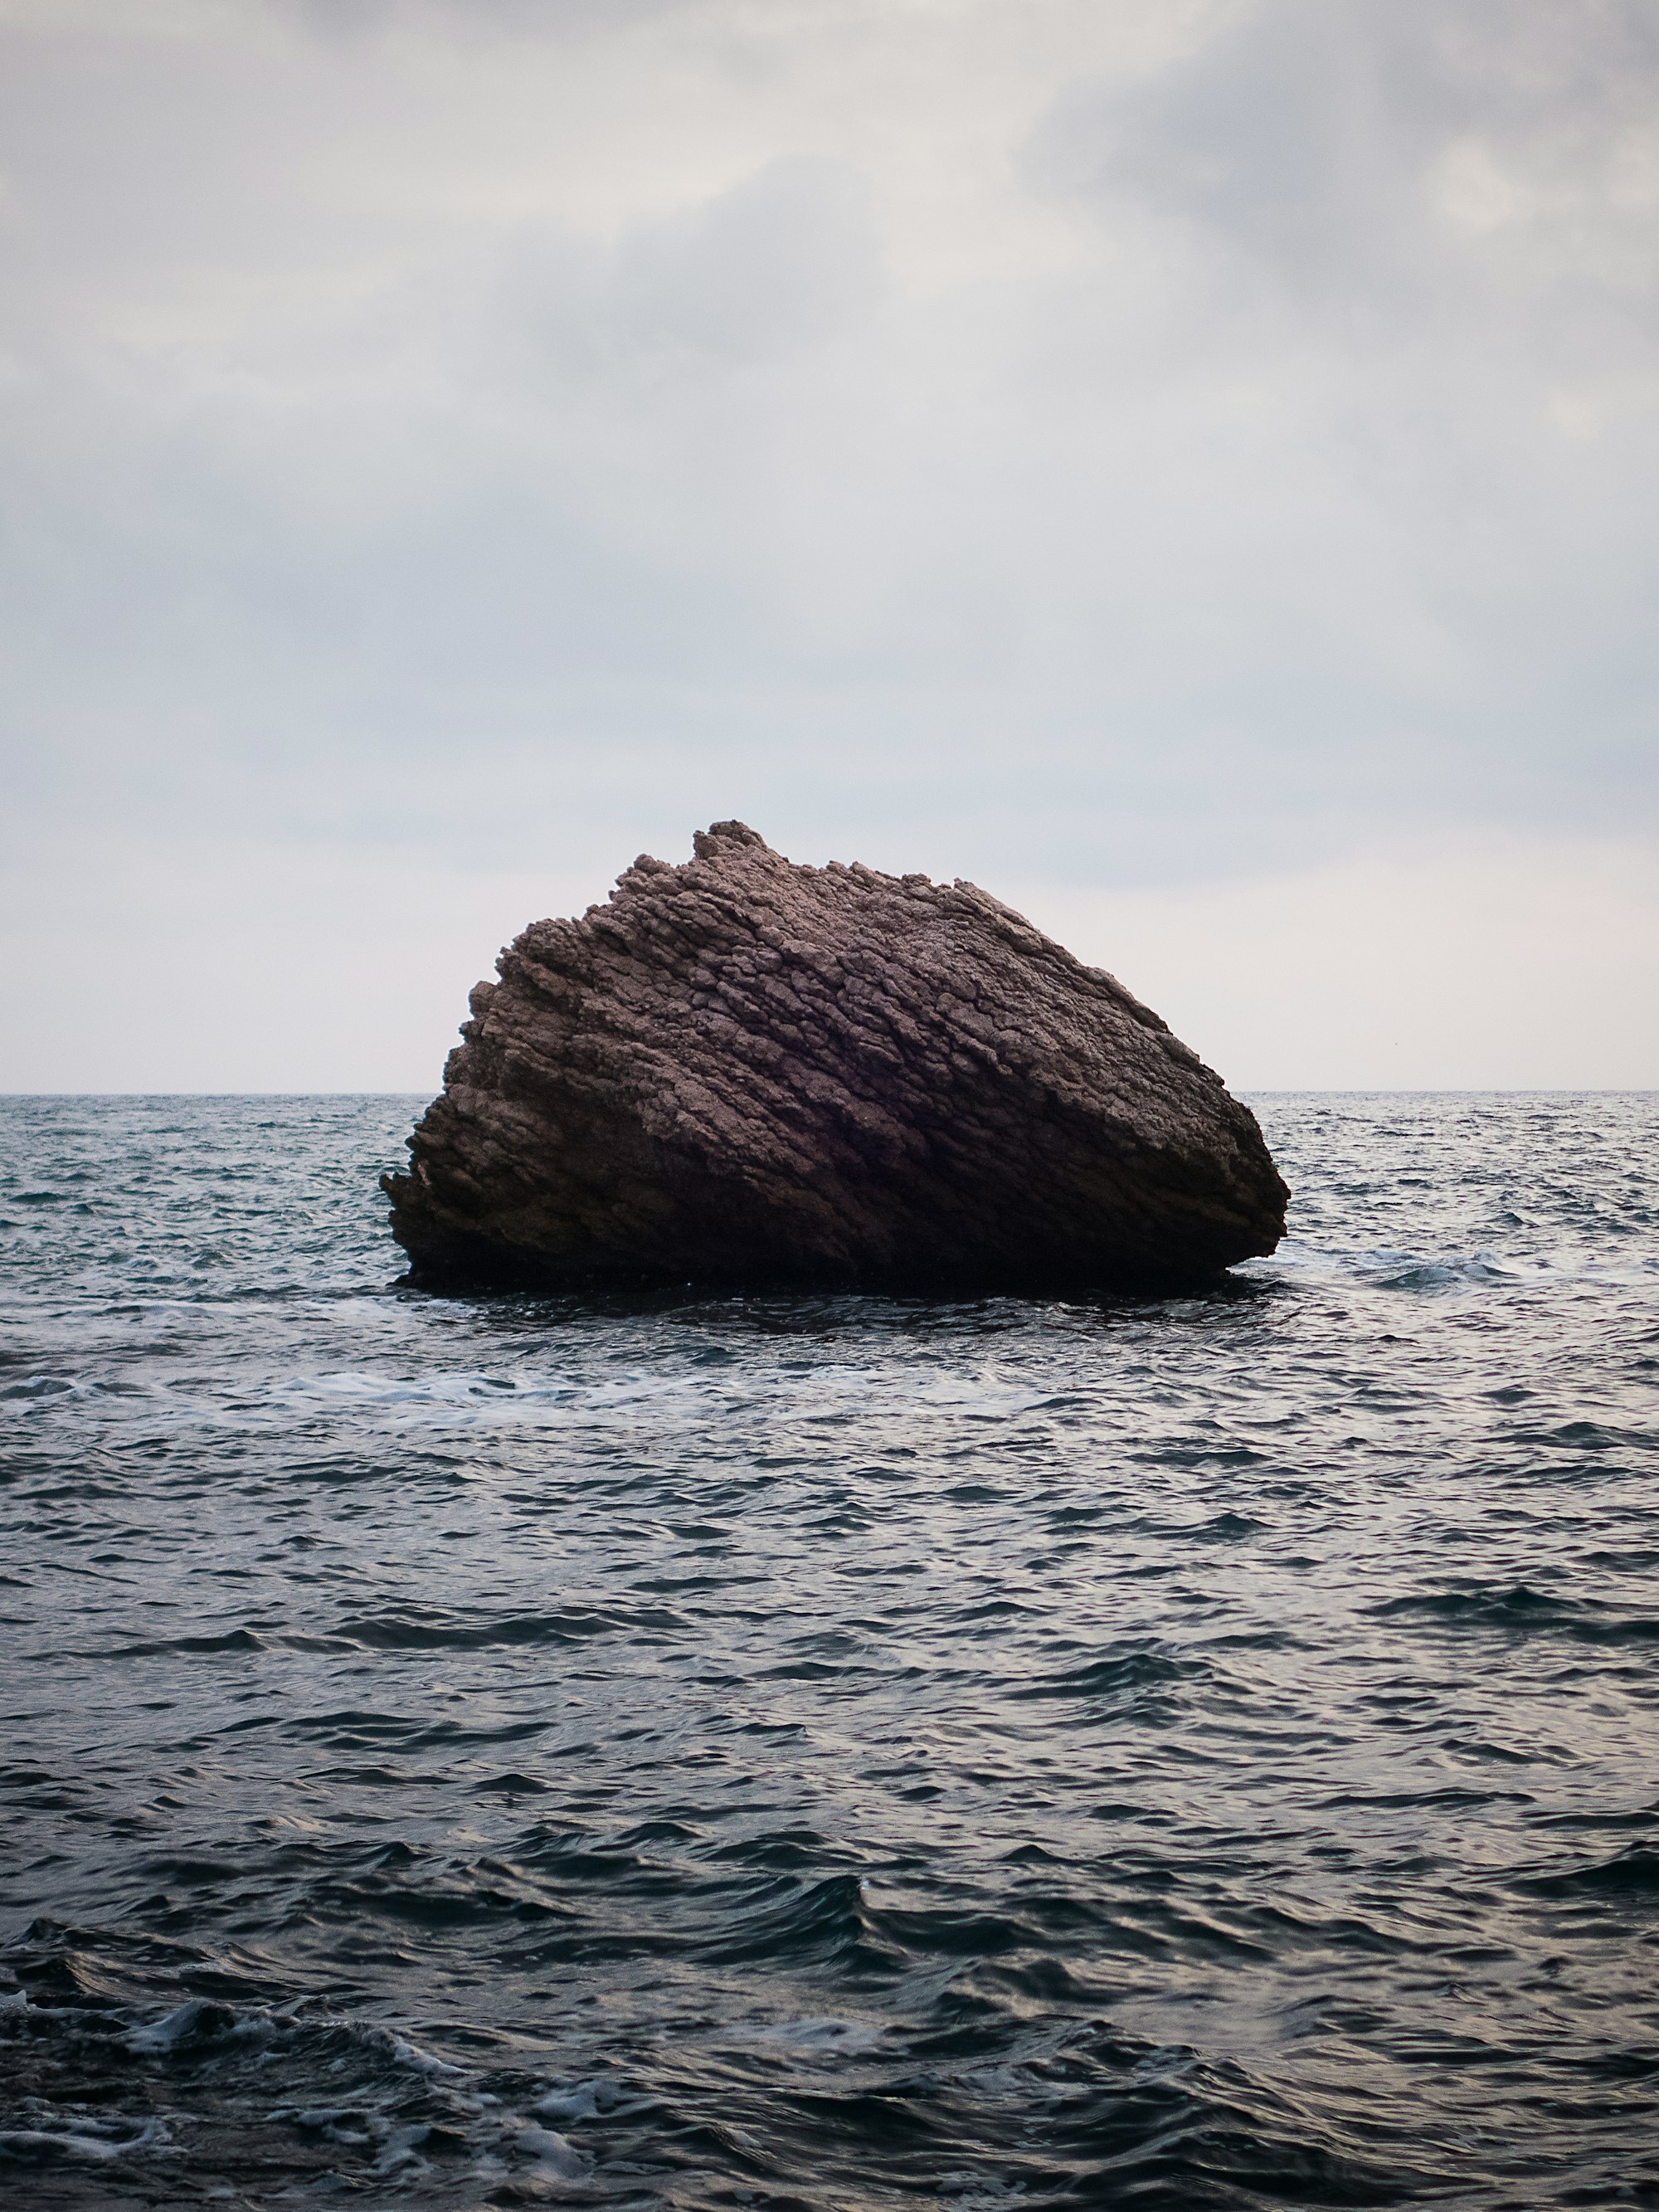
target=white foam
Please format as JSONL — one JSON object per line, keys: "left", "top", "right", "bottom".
{"left": 124, "top": 1999, "right": 463, "bottom": 2087}
{"left": 514, "top": 2121, "right": 586, "bottom": 2177}
{"left": 294, "top": 2107, "right": 372, "bottom": 2140}
{"left": 370, "top": 2026, "right": 463, "bottom": 2078}
{"left": 533, "top": 2078, "right": 620, "bottom": 2122}
{"left": 368, "top": 2121, "right": 433, "bottom": 2177}
{"left": 124, "top": 1998, "right": 226, "bottom": 2054}
{"left": 0, "top": 2117, "right": 171, "bottom": 2162}
{"left": 1248, "top": 1235, "right": 1659, "bottom": 1293}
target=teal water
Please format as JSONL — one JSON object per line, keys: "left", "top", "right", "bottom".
{"left": 2, "top": 1093, "right": 1657, "bottom": 2208}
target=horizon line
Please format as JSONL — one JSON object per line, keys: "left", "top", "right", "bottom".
{"left": 2, "top": 1088, "right": 1655, "bottom": 1101}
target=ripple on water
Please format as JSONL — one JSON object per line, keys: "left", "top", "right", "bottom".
{"left": 0, "top": 1091, "right": 1657, "bottom": 2208}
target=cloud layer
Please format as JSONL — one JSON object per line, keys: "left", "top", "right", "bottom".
{"left": 2, "top": 0, "right": 1655, "bottom": 1084}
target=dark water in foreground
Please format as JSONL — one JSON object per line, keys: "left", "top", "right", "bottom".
{"left": 2, "top": 1094, "right": 1657, "bottom": 2212}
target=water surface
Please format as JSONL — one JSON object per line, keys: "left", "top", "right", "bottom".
{"left": 2, "top": 1093, "right": 1657, "bottom": 2208}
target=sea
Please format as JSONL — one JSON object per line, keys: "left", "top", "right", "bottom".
{"left": 2, "top": 1091, "right": 1657, "bottom": 2211}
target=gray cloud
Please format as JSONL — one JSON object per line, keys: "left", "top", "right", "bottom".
{"left": 1, "top": 0, "right": 1655, "bottom": 912}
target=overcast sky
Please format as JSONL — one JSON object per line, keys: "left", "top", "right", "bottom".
{"left": 2, "top": 0, "right": 1656, "bottom": 1089}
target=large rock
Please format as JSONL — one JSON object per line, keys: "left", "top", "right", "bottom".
{"left": 384, "top": 821, "right": 1287, "bottom": 1293}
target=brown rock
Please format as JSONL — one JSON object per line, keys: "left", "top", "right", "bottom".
{"left": 383, "top": 821, "right": 1287, "bottom": 1293}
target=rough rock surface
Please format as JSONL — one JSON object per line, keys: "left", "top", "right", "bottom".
{"left": 384, "top": 821, "right": 1287, "bottom": 1293}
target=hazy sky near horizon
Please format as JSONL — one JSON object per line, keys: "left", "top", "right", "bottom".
{"left": 2, "top": 0, "right": 1657, "bottom": 1089}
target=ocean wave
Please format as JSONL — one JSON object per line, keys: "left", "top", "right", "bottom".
{"left": 1248, "top": 1238, "right": 1659, "bottom": 1294}
{"left": 5, "top": 1093, "right": 1659, "bottom": 2208}
{"left": 0, "top": 1973, "right": 591, "bottom": 2202}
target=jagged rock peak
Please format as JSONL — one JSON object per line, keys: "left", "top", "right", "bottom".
{"left": 383, "top": 823, "right": 1287, "bottom": 1293}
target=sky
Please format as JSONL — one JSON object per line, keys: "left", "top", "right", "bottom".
{"left": 2, "top": 0, "right": 1656, "bottom": 1091}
